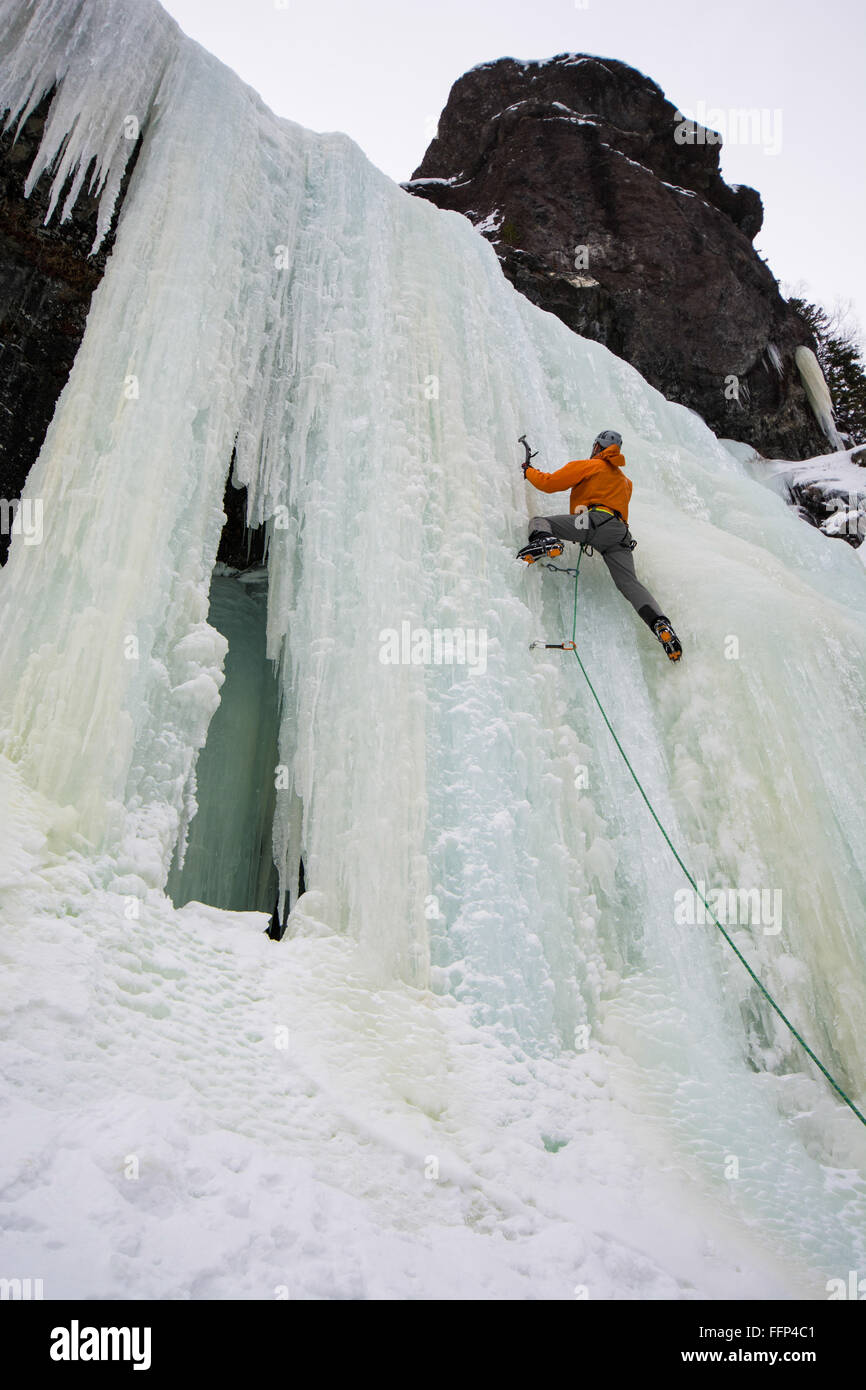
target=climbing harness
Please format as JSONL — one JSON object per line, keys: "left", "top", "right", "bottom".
{"left": 532, "top": 546, "right": 866, "bottom": 1131}
{"left": 587, "top": 506, "right": 638, "bottom": 551}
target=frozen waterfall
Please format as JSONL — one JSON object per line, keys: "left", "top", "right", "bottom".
{"left": 1, "top": 0, "right": 865, "bottom": 1299}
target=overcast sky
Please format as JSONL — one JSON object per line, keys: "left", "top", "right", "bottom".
{"left": 161, "top": 0, "right": 866, "bottom": 346}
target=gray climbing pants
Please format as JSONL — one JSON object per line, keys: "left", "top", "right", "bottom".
{"left": 530, "top": 508, "right": 664, "bottom": 628}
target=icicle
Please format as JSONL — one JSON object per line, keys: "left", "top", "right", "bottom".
{"left": 0, "top": 0, "right": 182, "bottom": 252}
{"left": 795, "top": 345, "right": 844, "bottom": 449}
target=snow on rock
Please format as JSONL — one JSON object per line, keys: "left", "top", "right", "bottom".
{"left": 761, "top": 448, "right": 866, "bottom": 548}
{"left": 473, "top": 209, "right": 504, "bottom": 238}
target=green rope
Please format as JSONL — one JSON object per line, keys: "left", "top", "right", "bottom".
{"left": 561, "top": 546, "right": 866, "bottom": 1130}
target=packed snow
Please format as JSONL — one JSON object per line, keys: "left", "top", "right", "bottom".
{"left": 1, "top": 0, "right": 865, "bottom": 1300}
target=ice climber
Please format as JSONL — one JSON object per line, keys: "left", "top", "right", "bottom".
{"left": 517, "top": 429, "right": 683, "bottom": 661}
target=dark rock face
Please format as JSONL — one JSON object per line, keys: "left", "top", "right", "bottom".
{"left": 0, "top": 92, "right": 135, "bottom": 562}
{"left": 216, "top": 452, "right": 267, "bottom": 570}
{"left": 0, "top": 90, "right": 250, "bottom": 566}
{"left": 405, "top": 55, "right": 826, "bottom": 460}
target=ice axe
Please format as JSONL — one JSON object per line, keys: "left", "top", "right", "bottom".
{"left": 518, "top": 434, "right": 537, "bottom": 475}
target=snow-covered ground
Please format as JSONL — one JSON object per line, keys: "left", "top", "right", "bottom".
{"left": 0, "top": 759, "right": 839, "bottom": 1300}
{"left": 1, "top": 0, "right": 865, "bottom": 1299}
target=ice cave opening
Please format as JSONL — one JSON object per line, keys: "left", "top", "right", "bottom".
{"left": 166, "top": 472, "right": 280, "bottom": 916}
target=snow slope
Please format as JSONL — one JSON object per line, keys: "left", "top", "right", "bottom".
{"left": 1, "top": 0, "right": 865, "bottom": 1298}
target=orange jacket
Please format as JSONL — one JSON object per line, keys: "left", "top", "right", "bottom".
{"left": 525, "top": 444, "right": 633, "bottom": 522}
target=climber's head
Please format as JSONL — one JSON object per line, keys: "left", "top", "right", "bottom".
{"left": 591, "top": 429, "right": 623, "bottom": 458}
